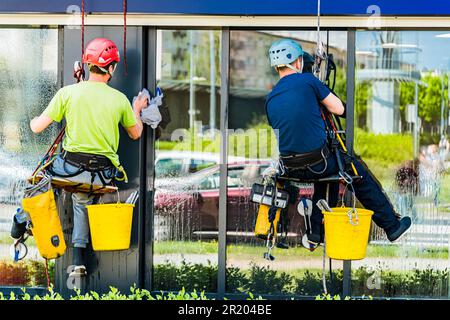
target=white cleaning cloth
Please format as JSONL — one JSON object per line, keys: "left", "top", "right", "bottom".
{"left": 133, "top": 88, "right": 164, "bottom": 129}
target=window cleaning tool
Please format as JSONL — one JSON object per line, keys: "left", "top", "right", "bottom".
{"left": 125, "top": 190, "right": 139, "bottom": 205}
{"left": 317, "top": 199, "right": 332, "bottom": 212}
{"left": 136, "top": 87, "right": 164, "bottom": 129}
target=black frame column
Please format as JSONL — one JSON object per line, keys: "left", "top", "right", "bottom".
{"left": 217, "top": 27, "right": 230, "bottom": 298}
{"left": 143, "top": 27, "right": 158, "bottom": 291}
{"left": 343, "top": 28, "right": 356, "bottom": 297}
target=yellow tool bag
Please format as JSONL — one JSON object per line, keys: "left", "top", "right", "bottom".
{"left": 251, "top": 182, "right": 288, "bottom": 239}
{"left": 254, "top": 204, "right": 282, "bottom": 239}
{"left": 22, "top": 175, "right": 66, "bottom": 259}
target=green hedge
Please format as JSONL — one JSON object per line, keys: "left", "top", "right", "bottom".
{"left": 354, "top": 128, "right": 414, "bottom": 167}
{"left": 354, "top": 128, "right": 414, "bottom": 181}
{"left": 0, "top": 286, "right": 218, "bottom": 300}
{"left": 156, "top": 124, "right": 277, "bottom": 159}
{"left": 153, "top": 261, "right": 448, "bottom": 298}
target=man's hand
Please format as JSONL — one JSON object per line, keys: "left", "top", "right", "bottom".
{"left": 133, "top": 92, "right": 148, "bottom": 113}
{"left": 30, "top": 115, "right": 53, "bottom": 133}
{"left": 126, "top": 92, "right": 148, "bottom": 140}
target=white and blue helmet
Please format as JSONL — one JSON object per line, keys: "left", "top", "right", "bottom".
{"left": 269, "top": 39, "right": 304, "bottom": 72}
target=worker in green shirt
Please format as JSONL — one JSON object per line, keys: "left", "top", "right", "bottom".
{"left": 29, "top": 38, "right": 148, "bottom": 277}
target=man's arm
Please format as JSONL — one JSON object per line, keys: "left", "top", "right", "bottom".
{"left": 30, "top": 115, "right": 54, "bottom": 133}
{"left": 125, "top": 94, "right": 148, "bottom": 140}
{"left": 321, "top": 92, "right": 345, "bottom": 116}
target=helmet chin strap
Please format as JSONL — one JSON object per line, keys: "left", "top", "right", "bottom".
{"left": 280, "top": 58, "right": 304, "bottom": 74}
{"left": 98, "top": 64, "right": 116, "bottom": 82}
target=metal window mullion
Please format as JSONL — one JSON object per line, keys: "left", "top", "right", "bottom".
{"left": 343, "top": 28, "right": 356, "bottom": 298}
{"left": 144, "top": 27, "right": 157, "bottom": 291}
{"left": 217, "top": 27, "right": 230, "bottom": 298}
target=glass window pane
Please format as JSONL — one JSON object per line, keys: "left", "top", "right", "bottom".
{"left": 0, "top": 28, "right": 59, "bottom": 287}
{"left": 353, "top": 30, "right": 450, "bottom": 298}
{"left": 227, "top": 30, "right": 348, "bottom": 297}
{"left": 153, "top": 29, "right": 221, "bottom": 292}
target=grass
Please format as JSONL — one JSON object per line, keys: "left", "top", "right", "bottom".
{"left": 154, "top": 241, "right": 448, "bottom": 260}
{"left": 154, "top": 240, "right": 218, "bottom": 255}
{"left": 0, "top": 234, "right": 36, "bottom": 246}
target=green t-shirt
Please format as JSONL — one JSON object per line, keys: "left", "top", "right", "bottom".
{"left": 43, "top": 81, "right": 137, "bottom": 168}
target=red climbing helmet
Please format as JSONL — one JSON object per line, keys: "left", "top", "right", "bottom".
{"left": 82, "top": 38, "right": 120, "bottom": 67}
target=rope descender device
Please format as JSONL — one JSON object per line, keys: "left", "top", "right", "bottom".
{"left": 264, "top": 232, "right": 276, "bottom": 261}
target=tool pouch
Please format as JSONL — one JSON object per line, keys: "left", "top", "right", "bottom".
{"left": 250, "top": 183, "right": 289, "bottom": 208}
{"left": 252, "top": 181, "right": 289, "bottom": 240}
{"left": 255, "top": 204, "right": 281, "bottom": 240}
{"left": 22, "top": 176, "right": 66, "bottom": 259}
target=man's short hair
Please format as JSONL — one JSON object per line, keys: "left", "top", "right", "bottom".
{"left": 88, "top": 62, "right": 117, "bottom": 75}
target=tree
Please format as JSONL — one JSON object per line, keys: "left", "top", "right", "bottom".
{"left": 400, "top": 73, "right": 448, "bottom": 124}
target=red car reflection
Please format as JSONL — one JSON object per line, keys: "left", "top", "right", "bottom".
{"left": 154, "top": 161, "right": 333, "bottom": 242}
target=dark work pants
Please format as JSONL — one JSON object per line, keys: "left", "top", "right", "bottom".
{"left": 287, "top": 152, "right": 401, "bottom": 236}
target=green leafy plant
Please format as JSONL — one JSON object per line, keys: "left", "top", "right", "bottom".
{"left": 244, "top": 263, "right": 294, "bottom": 294}
{"left": 0, "top": 285, "right": 262, "bottom": 301}
{"left": 152, "top": 261, "right": 449, "bottom": 298}
{"left": 315, "top": 293, "right": 373, "bottom": 300}
{"left": 153, "top": 260, "right": 218, "bottom": 292}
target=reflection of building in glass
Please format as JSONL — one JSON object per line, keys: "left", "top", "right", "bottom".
{"left": 157, "top": 30, "right": 347, "bottom": 134}
{"left": 230, "top": 31, "right": 347, "bottom": 91}
{"left": 357, "top": 31, "right": 421, "bottom": 135}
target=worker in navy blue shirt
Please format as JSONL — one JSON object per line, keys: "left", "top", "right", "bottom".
{"left": 265, "top": 39, "right": 411, "bottom": 246}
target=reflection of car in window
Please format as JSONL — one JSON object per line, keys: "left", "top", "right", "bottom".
{"left": 155, "top": 151, "right": 219, "bottom": 179}
{"left": 154, "top": 160, "right": 309, "bottom": 242}
{"left": 155, "top": 158, "right": 184, "bottom": 178}
{"left": 155, "top": 151, "right": 247, "bottom": 179}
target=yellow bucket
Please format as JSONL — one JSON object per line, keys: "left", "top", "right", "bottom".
{"left": 323, "top": 207, "right": 374, "bottom": 260}
{"left": 86, "top": 203, "right": 134, "bottom": 251}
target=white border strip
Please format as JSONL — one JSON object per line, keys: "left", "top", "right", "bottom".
{"left": 1, "top": 14, "right": 450, "bottom": 28}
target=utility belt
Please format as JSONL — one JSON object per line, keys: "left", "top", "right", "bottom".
{"left": 61, "top": 151, "right": 114, "bottom": 171}
{"left": 279, "top": 143, "right": 330, "bottom": 172}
